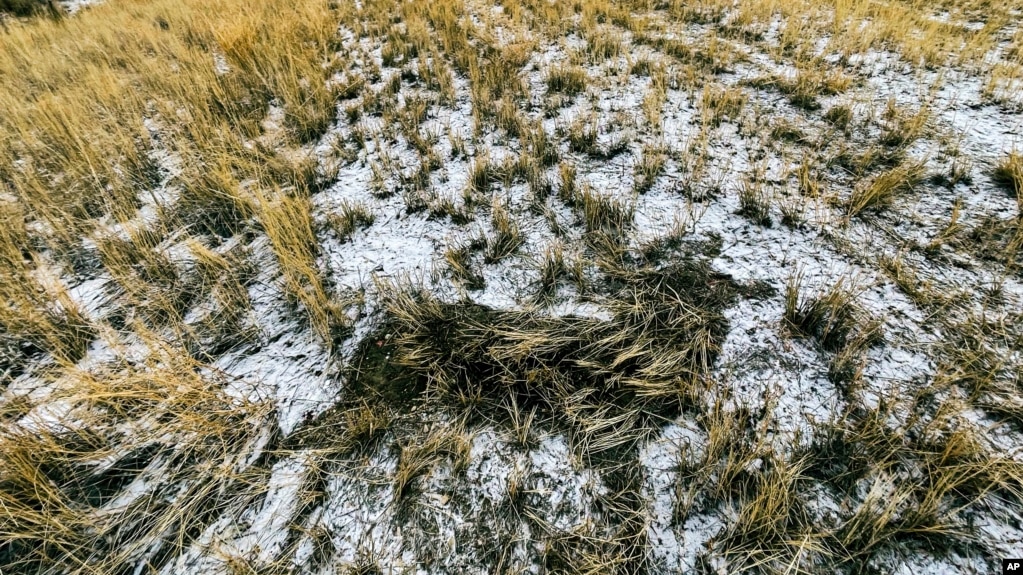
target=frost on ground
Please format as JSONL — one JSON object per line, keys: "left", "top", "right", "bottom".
{"left": 3, "top": 0, "right": 1023, "bottom": 573}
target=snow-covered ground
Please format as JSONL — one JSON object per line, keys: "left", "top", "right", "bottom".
{"left": 3, "top": 0, "right": 1023, "bottom": 573}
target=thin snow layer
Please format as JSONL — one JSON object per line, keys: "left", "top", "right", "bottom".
{"left": 292, "top": 430, "right": 602, "bottom": 573}
{"left": 61, "top": 0, "right": 102, "bottom": 14}
{"left": 640, "top": 421, "right": 720, "bottom": 574}
{"left": 160, "top": 454, "right": 310, "bottom": 575}
{"left": 7, "top": 4, "right": 1023, "bottom": 574}
{"left": 214, "top": 237, "right": 342, "bottom": 435}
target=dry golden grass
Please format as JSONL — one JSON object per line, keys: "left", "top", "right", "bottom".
{"left": 0, "top": 337, "right": 275, "bottom": 574}
{"left": 0, "top": 0, "right": 346, "bottom": 346}
{"left": 3, "top": 0, "right": 1023, "bottom": 572}
{"left": 994, "top": 152, "right": 1023, "bottom": 201}
{"left": 0, "top": 1, "right": 344, "bottom": 571}
{"left": 846, "top": 161, "right": 927, "bottom": 217}
{"left": 0, "top": 207, "right": 94, "bottom": 368}
{"left": 257, "top": 190, "right": 353, "bottom": 347}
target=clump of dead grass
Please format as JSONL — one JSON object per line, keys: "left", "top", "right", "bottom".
{"left": 736, "top": 171, "right": 772, "bottom": 226}
{"left": 846, "top": 161, "right": 927, "bottom": 217}
{"left": 784, "top": 274, "right": 867, "bottom": 352}
{"left": 326, "top": 200, "right": 376, "bottom": 242}
{"left": 993, "top": 152, "right": 1023, "bottom": 201}
{"left": 784, "top": 273, "right": 882, "bottom": 389}
{"left": 445, "top": 237, "right": 487, "bottom": 291}
{"left": 485, "top": 197, "right": 524, "bottom": 263}
{"left": 634, "top": 143, "right": 668, "bottom": 194}
{"left": 545, "top": 64, "right": 588, "bottom": 96}
{"left": 749, "top": 66, "right": 852, "bottom": 111}
{"left": 534, "top": 241, "right": 567, "bottom": 303}
{"left": 700, "top": 84, "right": 746, "bottom": 126}
{"left": 257, "top": 190, "right": 353, "bottom": 347}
